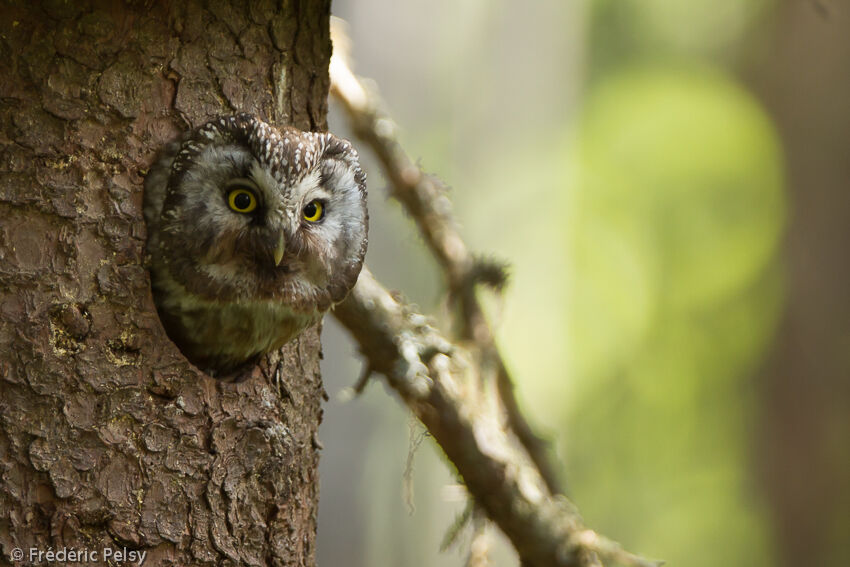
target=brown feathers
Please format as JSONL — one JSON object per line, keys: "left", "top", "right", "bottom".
{"left": 144, "top": 115, "right": 367, "bottom": 377}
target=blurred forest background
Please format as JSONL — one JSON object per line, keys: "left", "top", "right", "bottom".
{"left": 318, "top": 1, "right": 850, "bottom": 566}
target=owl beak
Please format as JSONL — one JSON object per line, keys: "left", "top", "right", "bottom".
{"left": 273, "top": 231, "right": 286, "bottom": 267}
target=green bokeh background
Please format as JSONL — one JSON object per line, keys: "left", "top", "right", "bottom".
{"left": 317, "top": 1, "right": 845, "bottom": 566}
{"left": 459, "top": 63, "right": 784, "bottom": 567}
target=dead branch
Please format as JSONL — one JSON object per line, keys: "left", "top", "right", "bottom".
{"left": 329, "top": 18, "right": 563, "bottom": 498}
{"left": 333, "top": 270, "right": 657, "bottom": 567}
{"left": 328, "top": 18, "right": 659, "bottom": 567}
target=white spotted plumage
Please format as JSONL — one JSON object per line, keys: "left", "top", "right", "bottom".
{"left": 144, "top": 114, "right": 368, "bottom": 378}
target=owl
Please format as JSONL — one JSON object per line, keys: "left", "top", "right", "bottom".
{"left": 143, "top": 114, "right": 367, "bottom": 377}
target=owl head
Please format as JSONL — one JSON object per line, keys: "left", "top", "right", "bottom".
{"left": 152, "top": 114, "right": 368, "bottom": 314}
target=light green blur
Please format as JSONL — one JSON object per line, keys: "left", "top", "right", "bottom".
{"left": 323, "top": 1, "right": 787, "bottom": 566}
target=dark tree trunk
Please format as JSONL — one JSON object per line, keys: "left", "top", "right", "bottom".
{"left": 749, "top": 3, "right": 850, "bottom": 566}
{"left": 0, "top": 1, "right": 331, "bottom": 565}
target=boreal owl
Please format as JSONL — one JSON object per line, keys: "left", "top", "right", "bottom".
{"left": 143, "top": 114, "right": 367, "bottom": 377}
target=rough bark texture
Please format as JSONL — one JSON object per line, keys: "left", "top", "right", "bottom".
{"left": 0, "top": 1, "right": 331, "bottom": 565}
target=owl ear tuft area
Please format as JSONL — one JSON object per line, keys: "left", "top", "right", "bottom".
{"left": 319, "top": 135, "right": 367, "bottom": 192}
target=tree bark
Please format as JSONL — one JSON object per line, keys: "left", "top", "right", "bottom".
{"left": 0, "top": 1, "right": 331, "bottom": 565}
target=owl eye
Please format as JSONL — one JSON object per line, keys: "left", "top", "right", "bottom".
{"left": 227, "top": 187, "right": 258, "bottom": 214}
{"left": 302, "top": 200, "right": 324, "bottom": 223}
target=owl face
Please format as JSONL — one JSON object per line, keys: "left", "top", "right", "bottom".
{"left": 154, "top": 115, "right": 368, "bottom": 315}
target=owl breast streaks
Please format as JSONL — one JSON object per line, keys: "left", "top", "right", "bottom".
{"left": 143, "top": 114, "right": 368, "bottom": 378}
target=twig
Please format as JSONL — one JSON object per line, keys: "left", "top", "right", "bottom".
{"left": 441, "top": 500, "right": 474, "bottom": 553}
{"left": 467, "top": 508, "right": 492, "bottom": 567}
{"left": 333, "top": 270, "right": 659, "bottom": 567}
{"left": 329, "top": 18, "right": 563, "bottom": 498}
{"left": 328, "top": 17, "right": 660, "bottom": 567}
{"left": 404, "top": 418, "right": 429, "bottom": 515}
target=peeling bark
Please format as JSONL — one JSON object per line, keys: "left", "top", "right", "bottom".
{"left": 0, "top": 1, "right": 331, "bottom": 565}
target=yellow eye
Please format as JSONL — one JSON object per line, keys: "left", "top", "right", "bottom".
{"left": 303, "top": 200, "right": 324, "bottom": 222}
{"left": 227, "top": 188, "right": 257, "bottom": 213}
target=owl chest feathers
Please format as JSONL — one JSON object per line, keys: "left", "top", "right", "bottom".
{"left": 153, "top": 269, "right": 320, "bottom": 374}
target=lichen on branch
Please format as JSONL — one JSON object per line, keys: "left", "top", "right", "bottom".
{"left": 328, "top": 18, "right": 659, "bottom": 567}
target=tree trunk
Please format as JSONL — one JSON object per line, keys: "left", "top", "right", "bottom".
{"left": 749, "top": 3, "right": 850, "bottom": 566}
{"left": 0, "top": 2, "right": 331, "bottom": 565}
